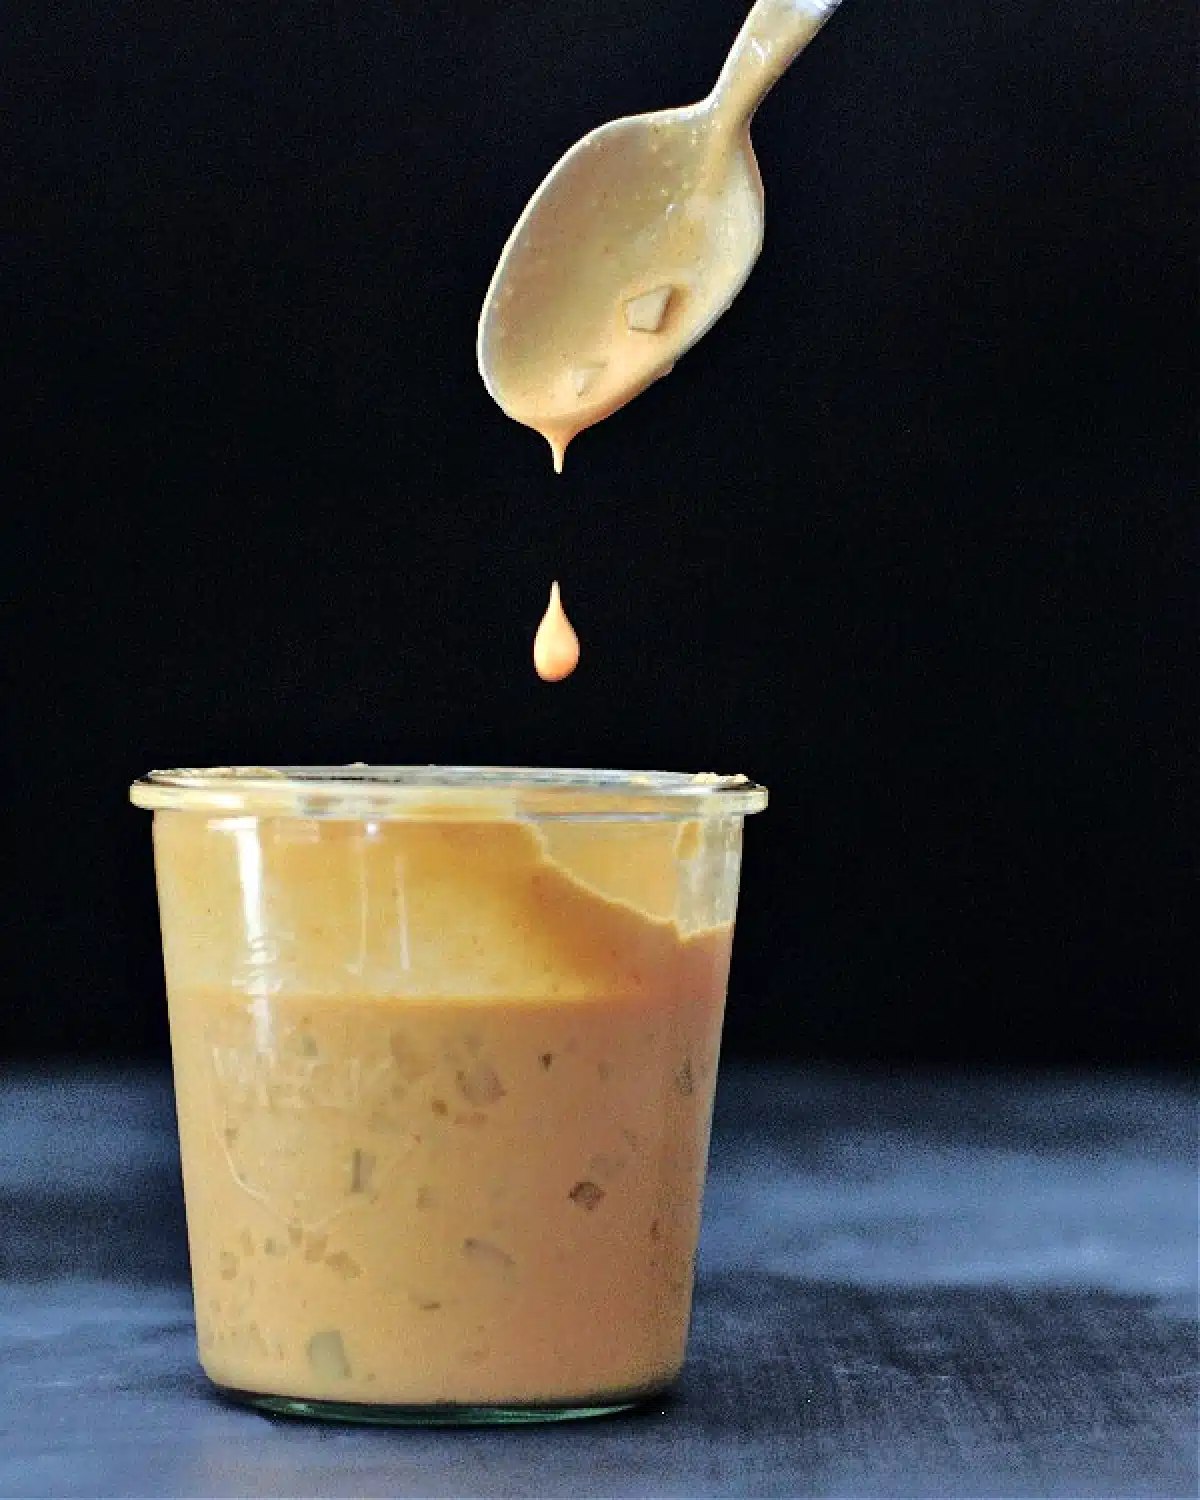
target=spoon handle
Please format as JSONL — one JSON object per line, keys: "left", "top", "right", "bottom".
{"left": 708, "top": 0, "right": 843, "bottom": 127}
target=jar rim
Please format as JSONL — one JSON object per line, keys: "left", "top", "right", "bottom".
{"left": 129, "top": 765, "right": 769, "bottom": 821}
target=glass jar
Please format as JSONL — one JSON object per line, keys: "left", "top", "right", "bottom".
{"left": 130, "top": 766, "right": 767, "bottom": 1424}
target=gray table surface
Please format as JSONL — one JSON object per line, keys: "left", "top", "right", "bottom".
{"left": 0, "top": 1063, "right": 1194, "bottom": 1499}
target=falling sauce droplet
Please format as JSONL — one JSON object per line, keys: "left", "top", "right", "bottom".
{"left": 533, "top": 581, "right": 580, "bottom": 682}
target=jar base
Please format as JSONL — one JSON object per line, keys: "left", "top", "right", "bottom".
{"left": 214, "top": 1383, "right": 665, "bottom": 1426}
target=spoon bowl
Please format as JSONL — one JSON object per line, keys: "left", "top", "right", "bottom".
{"left": 478, "top": 104, "right": 764, "bottom": 470}
{"left": 477, "top": 0, "right": 842, "bottom": 469}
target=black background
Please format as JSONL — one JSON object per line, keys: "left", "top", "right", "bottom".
{"left": 5, "top": 0, "right": 1191, "bottom": 1067}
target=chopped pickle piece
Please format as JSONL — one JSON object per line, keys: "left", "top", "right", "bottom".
{"left": 325, "top": 1250, "right": 361, "bottom": 1279}
{"left": 571, "top": 362, "right": 605, "bottom": 396}
{"left": 569, "top": 1180, "right": 606, "bottom": 1211}
{"left": 624, "top": 285, "right": 673, "bottom": 333}
{"left": 349, "top": 1148, "right": 375, "bottom": 1194}
{"left": 306, "top": 1330, "right": 351, "bottom": 1380}
{"left": 462, "top": 1238, "right": 514, "bottom": 1272}
{"left": 456, "top": 1061, "right": 506, "bottom": 1107}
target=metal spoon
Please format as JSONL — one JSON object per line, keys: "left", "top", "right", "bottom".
{"left": 477, "top": 0, "right": 843, "bottom": 470}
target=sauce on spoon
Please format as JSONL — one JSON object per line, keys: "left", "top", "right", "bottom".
{"left": 478, "top": 0, "right": 842, "bottom": 469}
